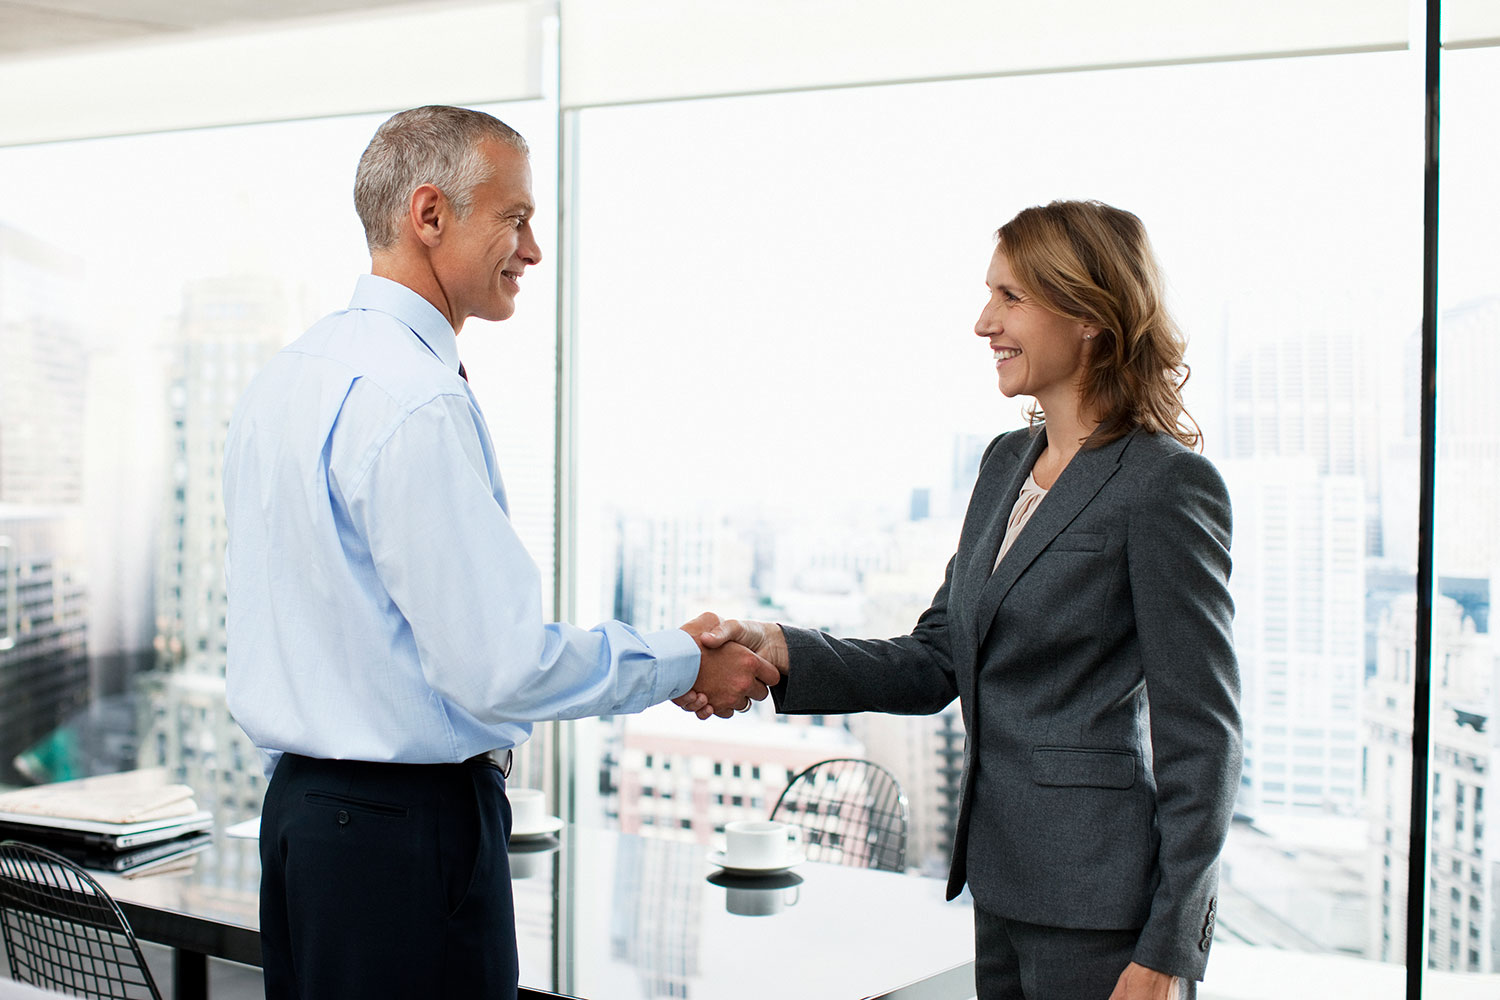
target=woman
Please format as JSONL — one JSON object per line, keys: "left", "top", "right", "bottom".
{"left": 694, "top": 200, "right": 1241, "bottom": 1000}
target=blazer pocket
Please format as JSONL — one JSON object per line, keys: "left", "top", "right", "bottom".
{"left": 1047, "top": 531, "right": 1105, "bottom": 552}
{"left": 1031, "top": 747, "right": 1136, "bottom": 790}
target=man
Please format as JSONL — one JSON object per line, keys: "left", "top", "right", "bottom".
{"left": 223, "top": 105, "right": 775, "bottom": 999}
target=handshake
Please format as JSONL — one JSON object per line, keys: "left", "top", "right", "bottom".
{"left": 672, "top": 613, "right": 790, "bottom": 719}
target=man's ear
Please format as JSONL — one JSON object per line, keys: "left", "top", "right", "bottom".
{"left": 409, "top": 183, "right": 446, "bottom": 248}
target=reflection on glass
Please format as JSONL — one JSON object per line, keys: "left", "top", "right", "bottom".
{"left": 0, "top": 225, "right": 90, "bottom": 786}
{"left": 707, "top": 869, "right": 802, "bottom": 917}
{"left": 610, "top": 833, "right": 705, "bottom": 996}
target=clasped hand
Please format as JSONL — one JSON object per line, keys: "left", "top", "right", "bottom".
{"left": 670, "top": 615, "right": 788, "bottom": 719}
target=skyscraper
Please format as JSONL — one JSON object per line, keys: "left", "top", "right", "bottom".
{"left": 0, "top": 512, "right": 89, "bottom": 785}
{"left": 145, "top": 274, "right": 288, "bottom": 817}
{"left": 1222, "top": 325, "right": 1380, "bottom": 822}
{"left": 612, "top": 511, "right": 756, "bottom": 633}
{"left": 0, "top": 224, "right": 89, "bottom": 784}
{"left": 1226, "top": 326, "right": 1382, "bottom": 556}
{"left": 1381, "top": 298, "right": 1500, "bottom": 575}
{"left": 1433, "top": 299, "right": 1500, "bottom": 579}
{"left": 0, "top": 226, "right": 85, "bottom": 508}
{"left": 1366, "top": 592, "right": 1498, "bottom": 972}
{"left": 1224, "top": 458, "right": 1365, "bottom": 818}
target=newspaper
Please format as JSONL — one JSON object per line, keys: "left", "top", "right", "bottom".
{"left": 0, "top": 769, "right": 197, "bottom": 824}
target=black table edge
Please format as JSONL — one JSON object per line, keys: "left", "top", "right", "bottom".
{"left": 116, "top": 900, "right": 263, "bottom": 967}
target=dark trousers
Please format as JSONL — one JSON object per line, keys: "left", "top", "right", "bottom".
{"left": 974, "top": 904, "right": 1196, "bottom": 1000}
{"left": 259, "top": 754, "right": 518, "bottom": 1000}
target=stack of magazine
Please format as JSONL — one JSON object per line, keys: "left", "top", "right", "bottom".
{"left": 0, "top": 769, "right": 213, "bottom": 876}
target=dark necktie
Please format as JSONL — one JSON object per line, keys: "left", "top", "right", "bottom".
{"left": 458, "top": 362, "right": 468, "bottom": 382}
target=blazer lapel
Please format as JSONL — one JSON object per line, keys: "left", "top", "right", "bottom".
{"left": 973, "top": 428, "right": 1134, "bottom": 646}
{"left": 963, "top": 429, "right": 1047, "bottom": 609}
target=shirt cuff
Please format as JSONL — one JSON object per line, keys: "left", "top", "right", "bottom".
{"left": 643, "top": 627, "right": 702, "bottom": 703}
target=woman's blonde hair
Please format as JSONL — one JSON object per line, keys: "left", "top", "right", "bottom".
{"left": 997, "top": 200, "right": 1200, "bottom": 450}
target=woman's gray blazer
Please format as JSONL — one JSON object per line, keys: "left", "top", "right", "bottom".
{"left": 773, "top": 424, "right": 1242, "bottom": 981}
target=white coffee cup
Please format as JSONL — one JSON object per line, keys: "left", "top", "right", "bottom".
{"left": 724, "top": 819, "right": 801, "bottom": 868}
{"left": 725, "top": 884, "right": 800, "bottom": 916}
{"left": 509, "top": 788, "right": 547, "bottom": 832}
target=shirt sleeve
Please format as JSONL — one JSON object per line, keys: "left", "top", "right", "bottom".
{"left": 342, "top": 392, "right": 700, "bottom": 725}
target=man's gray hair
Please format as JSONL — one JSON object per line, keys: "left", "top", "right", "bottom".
{"left": 354, "top": 106, "right": 529, "bottom": 252}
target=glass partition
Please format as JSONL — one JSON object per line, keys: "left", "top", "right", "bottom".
{"left": 570, "top": 47, "right": 1422, "bottom": 993}
{"left": 1419, "top": 41, "right": 1500, "bottom": 995}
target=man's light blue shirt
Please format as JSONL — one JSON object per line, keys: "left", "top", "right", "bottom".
{"left": 224, "top": 275, "right": 699, "bottom": 775}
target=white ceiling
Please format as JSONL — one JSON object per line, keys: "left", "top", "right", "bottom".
{"left": 0, "top": 0, "right": 464, "bottom": 59}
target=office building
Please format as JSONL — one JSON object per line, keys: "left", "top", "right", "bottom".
{"left": 0, "top": 224, "right": 90, "bottom": 784}
{"left": 0, "top": 511, "right": 89, "bottom": 785}
{"left": 612, "top": 511, "right": 756, "bottom": 633}
{"left": 1383, "top": 298, "right": 1500, "bottom": 576}
{"left": 606, "top": 704, "right": 862, "bottom": 841}
{"left": 1225, "top": 328, "right": 1383, "bottom": 556}
{"left": 144, "top": 275, "right": 288, "bottom": 816}
{"left": 1367, "top": 592, "right": 1499, "bottom": 972}
{"left": 0, "top": 225, "right": 85, "bottom": 507}
{"left": 1432, "top": 299, "right": 1500, "bottom": 578}
{"left": 1223, "top": 458, "right": 1365, "bottom": 818}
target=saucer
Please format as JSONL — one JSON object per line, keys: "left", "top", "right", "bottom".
{"left": 708, "top": 847, "right": 806, "bottom": 876}
{"left": 509, "top": 816, "right": 563, "bottom": 842}
{"left": 509, "top": 835, "right": 562, "bottom": 856}
{"left": 706, "top": 869, "right": 803, "bottom": 891}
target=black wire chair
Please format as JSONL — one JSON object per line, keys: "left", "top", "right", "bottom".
{"left": 0, "top": 840, "right": 162, "bottom": 999}
{"left": 770, "top": 758, "right": 909, "bottom": 872}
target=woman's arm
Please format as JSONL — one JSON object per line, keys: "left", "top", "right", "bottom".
{"left": 1126, "top": 448, "right": 1242, "bottom": 981}
{"left": 697, "top": 551, "right": 962, "bottom": 718}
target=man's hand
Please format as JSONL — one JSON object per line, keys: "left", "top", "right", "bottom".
{"left": 670, "top": 612, "right": 718, "bottom": 716}
{"left": 1107, "top": 963, "right": 1180, "bottom": 1000}
{"left": 672, "top": 619, "right": 789, "bottom": 719}
{"left": 670, "top": 613, "right": 781, "bottom": 718}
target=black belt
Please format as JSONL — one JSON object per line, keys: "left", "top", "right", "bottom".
{"left": 465, "top": 749, "right": 513, "bottom": 778}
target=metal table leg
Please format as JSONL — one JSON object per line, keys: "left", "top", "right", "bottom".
{"left": 172, "top": 949, "right": 209, "bottom": 1000}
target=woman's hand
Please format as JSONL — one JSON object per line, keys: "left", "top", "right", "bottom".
{"left": 1107, "top": 963, "right": 1181, "bottom": 1000}
{"left": 701, "top": 620, "right": 789, "bottom": 672}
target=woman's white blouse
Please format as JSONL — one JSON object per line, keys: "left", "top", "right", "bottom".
{"left": 993, "top": 471, "right": 1048, "bottom": 572}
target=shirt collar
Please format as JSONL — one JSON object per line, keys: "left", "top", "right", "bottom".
{"left": 349, "top": 274, "right": 461, "bottom": 375}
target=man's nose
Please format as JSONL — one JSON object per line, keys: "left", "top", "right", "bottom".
{"left": 522, "top": 228, "right": 543, "bottom": 266}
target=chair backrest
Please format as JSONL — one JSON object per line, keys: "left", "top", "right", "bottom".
{"left": 0, "top": 840, "right": 163, "bottom": 999}
{"left": 770, "top": 758, "right": 909, "bottom": 872}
